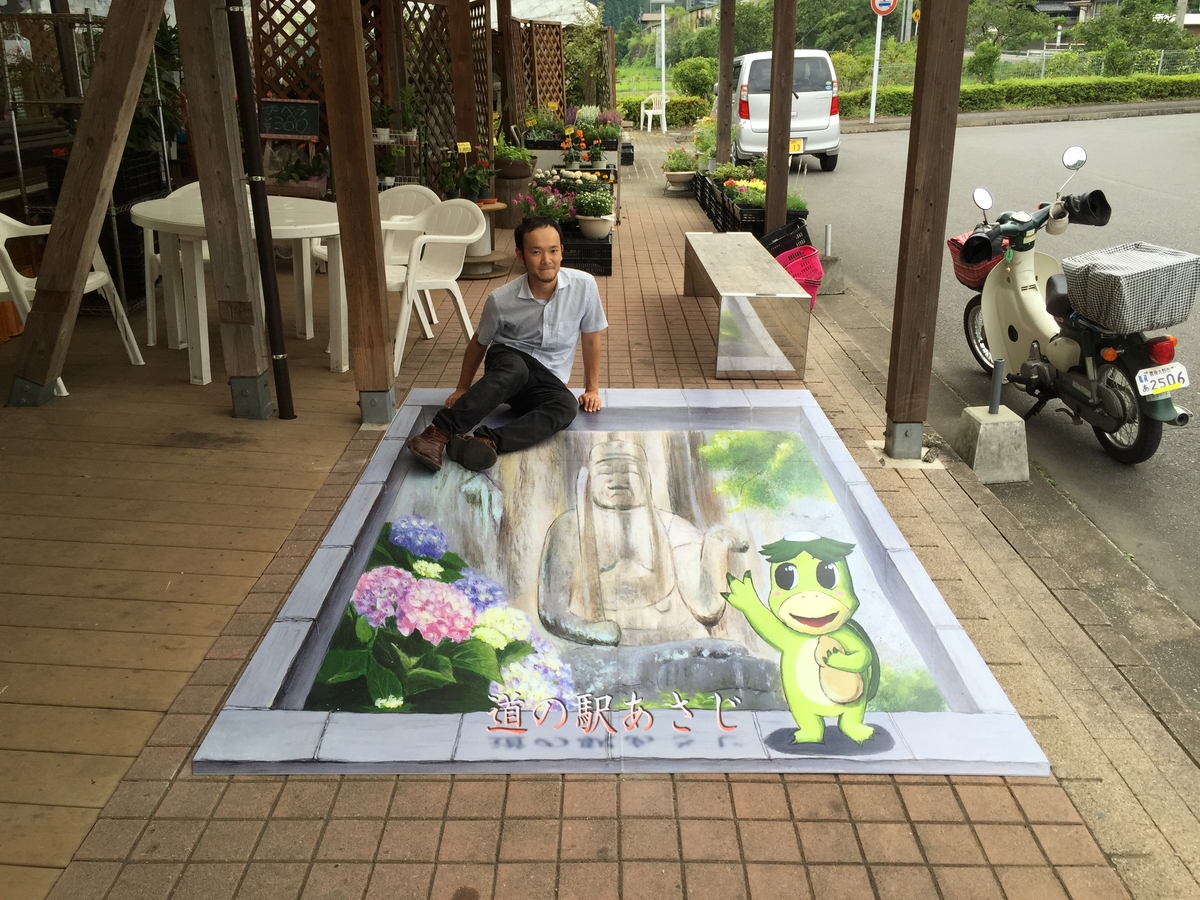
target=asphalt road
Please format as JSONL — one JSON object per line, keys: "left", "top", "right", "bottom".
{"left": 796, "top": 114, "right": 1200, "bottom": 617}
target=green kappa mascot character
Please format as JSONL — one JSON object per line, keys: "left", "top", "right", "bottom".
{"left": 723, "top": 531, "right": 879, "bottom": 744}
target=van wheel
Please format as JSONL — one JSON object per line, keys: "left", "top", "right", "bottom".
{"left": 819, "top": 153, "right": 838, "bottom": 172}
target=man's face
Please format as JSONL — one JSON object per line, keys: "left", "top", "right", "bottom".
{"left": 518, "top": 226, "right": 563, "bottom": 287}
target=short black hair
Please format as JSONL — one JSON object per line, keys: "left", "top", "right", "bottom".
{"left": 515, "top": 216, "right": 563, "bottom": 253}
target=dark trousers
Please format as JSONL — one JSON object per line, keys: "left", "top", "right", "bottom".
{"left": 432, "top": 343, "right": 578, "bottom": 455}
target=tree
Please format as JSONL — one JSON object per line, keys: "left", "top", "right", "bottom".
{"left": 734, "top": 0, "right": 775, "bottom": 55}
{"left": 966, "top": 0, "right": 1055, "bottom": 51}
{"left": 965, "top": 40, "right": 1000, "bottom": 82}
{"left": 564, "top": 2, "right": 608, "bottom": 106}
{"left": 1069, "top": 0, "right": 1198, "bottom": 50}
{"left": 615, "top": 15, "right": 637, "bottom": 63}
{"left": 673, "top": 56, "right": 716, "bottom": 96}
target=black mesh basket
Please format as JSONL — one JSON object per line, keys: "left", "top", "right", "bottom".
{"left": 760, "top": 217, "right": 812, "bottom": 257}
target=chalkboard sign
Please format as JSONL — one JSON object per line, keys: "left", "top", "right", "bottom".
{"left": 260, "top": 98, "right": 320, "bottom": 140}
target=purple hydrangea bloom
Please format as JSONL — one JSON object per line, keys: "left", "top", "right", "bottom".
{"left": 456, "top": 569, "right": 508, "bottom": 613}
{"left": 389, "top": 516, "right": 448, "bottom": 559}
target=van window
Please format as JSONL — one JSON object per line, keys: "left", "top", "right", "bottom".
{"left": 746, "top": 57, "right": 832, "bottom": 94}
{"left": 732, "top": 61, "right": 742, "bottom": 89}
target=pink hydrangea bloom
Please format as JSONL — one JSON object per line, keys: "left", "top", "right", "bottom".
{"left": 395, "top": 578, "right": 475, "bottom": 644}
{"left": 352, "top": 566, "right": 417, "bottom": 627}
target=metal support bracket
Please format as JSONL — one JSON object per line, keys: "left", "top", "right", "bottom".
{"left": 359, "top": 388, "right": 397, "bottom": 425}
{"left": 884, "top": 417, "right": 924, "bottom": 460}
{"left": 6, "top": 375, "right": 57, "bottom": 408}
{"left": 230, "top": 373, "right": 275, "bottom": 420}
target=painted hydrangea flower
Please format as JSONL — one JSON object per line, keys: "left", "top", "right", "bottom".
{"left": 488, "top": 623, "right": 575, "bottom": 710}
{"left": 471, "top": 606, "right": 533, "bottom": 649}
{"left": 456, "top": 569, "right": 508, "bottom": 614}
{"left": 394, "top": 578, "right": 475, "bottom": 644}
{"left": 374, "top": 696, "right": 404, "bottom": 709}
{"left": 411, "top": 559, "right": 443, "bottom": 579}
{"left": 389, "top": 516, "right": 448, "bottom": 559}
{"left": 351, "top": 565, "right": 417, "bottom": 627}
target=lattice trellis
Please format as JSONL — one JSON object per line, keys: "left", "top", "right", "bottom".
{"left": 468, "top": 0, "right": 492, "bottom": 155}
{"left": 0, "top": 13, "right": 93, "bottom": 119}
{"left": 519, "top": 21, "right": 536, "bottom": 112}
{"left": 360, "top": 0, "right": 390, "bottom": 103}
{"left": 500, "top": 22, "right": 527, "bottom": 130}
{"left": 530, "top": 20, "right": 565, "bottom": 114}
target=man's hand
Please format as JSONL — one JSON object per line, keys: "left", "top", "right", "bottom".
{"left": 445, "top": 388, "right": 467, "bottom": 408}
{"left": 579, "top": 390, "right": 602, "bottom": 413}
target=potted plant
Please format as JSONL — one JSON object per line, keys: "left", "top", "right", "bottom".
{"left": 662, "top": 145, "right": 698, "bottom": 192}
{"left": 459, "top": 146, "right": 493, "bottom": 201}
{"left": 582, "top": 138, "right": 605, "bottom": 169}
{"left": 494, "top": 135, "right": 534, "bottom": 179}
{"left": 438, "top": 157, "right": 459, "bottom": 198}
{"left": 560, "top": 129, "right": 586, "bottom": 169}
{"left": 574, "top": 189, "right": 613, "bottom": 240}
{"left": 395, "top": 85, "right": 422, "bottom": 141}
{"left": 371, "top": 100, "right": 393, "bottom": 142}
{"left": 376, "top": 151, "right": 398, "bottom": 187}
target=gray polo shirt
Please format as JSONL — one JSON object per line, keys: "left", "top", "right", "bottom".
{"left": 475, "top": 267, "right": 608, "bottom": 384}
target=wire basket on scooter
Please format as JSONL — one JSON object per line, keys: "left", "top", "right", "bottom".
{"left": 1061, "top": 242, "right": 1200, "bottom": 333}
{"left": 947, "top": 231, "right": 1002, "bottom": 290}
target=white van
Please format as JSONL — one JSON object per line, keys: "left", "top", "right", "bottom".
{"left": 731, "top": 49, "right": 840, "bottom": 171}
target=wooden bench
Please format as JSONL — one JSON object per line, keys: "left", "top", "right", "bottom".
{"left": 683, "top": 232, "right": 811, "bottom": 379}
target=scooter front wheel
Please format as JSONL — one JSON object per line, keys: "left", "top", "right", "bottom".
{"left": 1093, "top": 360, "right": 1163, "bottom": 465}
{"left": 963, "top": 295, "right": 994, "bottom": 375}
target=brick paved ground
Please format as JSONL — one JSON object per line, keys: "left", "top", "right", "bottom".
{"left": 8, "top": 131, "right": 1200, "bottom": 900}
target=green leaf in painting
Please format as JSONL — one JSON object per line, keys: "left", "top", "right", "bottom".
{"left": 497, "top": 639, "right": 534, "bottom": 669}
{"left": 404, "top": 652, "right": 456, "bottom": 694}
{"left": 316, "top": 648, "right": 368, "bottom": 684}
{"left": 444, "top": 638, "right": 501, "bottom": 682}
{"left": 440, "top": 551, "right": 467, "bottom": 568}
{"left": 354, "top": 615, "right": 376, "bottom": 645}
{"left": 366, "top": 655, "right": 405, "bottom": 706}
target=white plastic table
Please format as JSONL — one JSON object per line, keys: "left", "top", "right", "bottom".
{"left": 131, "top": 194, "right": 349, "bottom": 385}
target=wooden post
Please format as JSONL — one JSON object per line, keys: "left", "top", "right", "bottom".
{"left": 763, "top": 0, "right": 796, "bottom": 234}
{"left": 448, "top": 0, "right": 480, "bottom": 157}
{"left": 314, "top": 0, "right": 396, "bottom": 422}
{"left": 715, "top": 0, "right": 735, "bottom": 165}
{"left": 884, "top": 0, "right": 970, "bottom": 458}
{"left": 176, "top": 0, "right": 271, "bottom": 404}
{"left": 497, "top": 0, "right": 520, "bottom": 142}
{"left": 8, "top": 0, "right": 165, "bottom": 407}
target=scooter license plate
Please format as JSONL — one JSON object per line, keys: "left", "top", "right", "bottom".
{"left": 1135, "top": 362, "right": 1189, "bottom": 397}
{"left": 789, "top": 138, "right": 804, "bottom": 153}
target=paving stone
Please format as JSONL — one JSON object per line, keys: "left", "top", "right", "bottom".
{"left": 796, "top": 822, "right": 862, "bottom": 864}
{"left": 731, "top": 782, "right": 791, "bottom": 820}
{"left": 75, "top": 818, "right": 146, "bottom": 861}
{"left": 253, "top": 819, "right": 322, "bottom": 861}
{"left": 914, "top": 822, "right": 985, "bottom": 865}
{"left": 621, "top": 861, "right": 683, "bottom": 900}
{"left": 955, "top": 784, "right": 1023, "bottom": 823}
{"left": 744, "top": 862, "right": 813, "bottom": 900}
{"left": 103, "top": 781, "right": 170, "bottom": 819}
{"left": 170, "top": 863, "right": 244, "bottom": 900}
{"left": 563, "top": 779, "right": 617, "bottom": 818}
{"left": 300, "top": 862, "right": 371, "bottom": 900}
{"left": 1033, "top": 824, "right": 1108, "bottom": 866}
{"left": 807, "top": 864, "right": 872, "bottom": 900}
{"left": 975, "top": 824, "right": 1048, "bottom": 866}
{"left": 679, "top": 818, "right": 739, "bottom": 861}
{"left": 558, "top": 862, "right": 620, "bottom": 900}
{"left": 995, "top": 866, "right": 1070, "bottom": 900}
{"left": 445, "top": 780, "right": 506, "bottom": 818}
{"left": 376, "top": 818, "right": 442, "bottom": 862}
{"left": 273, "top": 781, "right": 338, "bottom": 819}
{"left": 156, "top": 781, "right": 225, "bottom": 819}
{"left": 1056, "top": 865, "right": 1131, "bottom": 900}
{"left": 147, "top": 715, "right": 210, "bottom": 748}
{"left": 676, "top": 780, "right": 733, "bottom": 819}
{"left": 1011, "top": 785, "right": 1084, "bottom": 824}
{"left": 436, "top": 819, "right": 500, "bottom": 863}
{"left": 787, "top": 784, "right": 848, "bottom": 820}
{"left": 933, "top": 866, "right": 1005, "bottom": 900}
{"left": 897, "top": 784, "right": 963, "bottom": 822}
{"left": 497, "top": 818, "right": 559, "bottom": 861}
{"left": 45, "top": 861, "right": 121, "bottom": 900}
{"left": 106, "top": 862, "right": 182, "bottom": 900}
{"left": 315, "top": 818, "right": 384, "bottom": 861}
{"left": 331, "top": 781, "right": 395, "bottom": 819}
{"left": 502, "top": 779, "right": 561, "bottom": 818}
{"left": 683, "top": 862, "right": 749, "bottom": 900}
{"left": 621, "top": 818, "right": 680, "bottom": 860}
{"left": 493, "top": 861, "right": 557, "bottom": 900}
{"left": 619, "top": 779, "right": 676, "bottom": 817}
{"left": 214, "top": 782, "right": 283, "bottom": 819}
{"left": 131, "top": 819, "right": 205, "bottom": 862}
{"left": 855, "top": 822, "right": 923, "bottom": 864}
{"left": 390, "top": 779, "right": 451, "bottom": 818}
{"left": 561, "top": 818, "right": 618, "bottom": 861}
{"left": 363, "top": 863, "right": 435, "bottom": 900}
{"left": 841, "top": 784, "right": 906, "bottom": 822}
{"left": 871, "top": 864, "right": 938, "bottom": 900}
{"left": 738, "top": 820, "right": 801, "bottom": 863}
{"left": 192, "top": 819, "right": 264, "bottom": 862}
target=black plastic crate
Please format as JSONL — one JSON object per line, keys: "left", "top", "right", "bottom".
{"left": 620, "top": 142, "right": 634, "bottom": 165}
{"left": 561, "top": 223, "right": 612, "bottom": 276}
{"left": 761, "top": 217, "right": 812, "bottom": 256}
{"left": 45, "top": 149, "right": 165, "bottom": 209}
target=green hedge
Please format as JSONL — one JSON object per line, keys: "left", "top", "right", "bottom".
{"left": 838, "top": 74, "right": 1200, "bottom": 119}
{"left": 618, "top": 95, "right": 711, "bottom": 127}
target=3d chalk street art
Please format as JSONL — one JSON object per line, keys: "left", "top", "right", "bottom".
{"left": 195, "top": 391, "right": 1047, "bottom": 775}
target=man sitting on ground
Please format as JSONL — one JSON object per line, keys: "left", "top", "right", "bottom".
{"left": 407, "top": 215, "right": 607, "bottom": 472}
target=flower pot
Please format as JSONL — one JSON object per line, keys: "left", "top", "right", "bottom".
{"left": 495, "top": 158, "right": 533, "bottom": 179}
{"left": 383, "top": 176, "right": 396, "bottom": 186}
{"left": 564, "top": 160, "right": 581, "bottom": 171}
{"left": 375, "top": 127, "right": 390, "bottom": 142}
{"left": 707, "top": 157, "right": 717, "bottom": 174}
{"left": 664, "top": 170, "right": 696, "bottom": 193}
{"left": 398, "top": 129, "right": 418, "bottom": 142}
{"left": 576, "top": 215, "right": 614, "bottom": 240}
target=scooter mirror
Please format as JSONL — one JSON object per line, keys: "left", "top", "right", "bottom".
{"left": 972, "top": 187, "right": 993, "bottom": 212}
{"left": 1062, "top": 146, "right": 1087, "bottom": 170}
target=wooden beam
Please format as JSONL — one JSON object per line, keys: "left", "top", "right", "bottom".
{"left": 764, "top": 0, "right": 796, "bottom": 234}
{"left": 884, "top": 0, "right": 970, "bottom": 457}
{"left": 313, "top": 0, "right": 394, "bottom": 396}
{"left": 176, "top": 0, "right": 269, "bottom": 380}
{"left": 9, "top": 0, "right": 165, "bottom": 402}
{"left": 497, "top": 0, "right": 520, "bottom": 140}
{"left": 715, "top": 0, "right": 735, "bottom": 165}
{"left": 49, "top": 0, "right": 84, "bottom": 100}
{"left": 448, "top": 0, "right": 479, "bottom": 156}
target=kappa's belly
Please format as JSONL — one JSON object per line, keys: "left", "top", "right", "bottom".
{"left": 791, "top": 636, "right": 864, "bottom": 708}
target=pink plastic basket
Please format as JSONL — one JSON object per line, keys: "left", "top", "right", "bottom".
{"left": 776, "top": 245, "right": 823, "bottom": 309}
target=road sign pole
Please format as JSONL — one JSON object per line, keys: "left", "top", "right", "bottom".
{"left": 869, "top": 11, "right": 883, "bottom": 124}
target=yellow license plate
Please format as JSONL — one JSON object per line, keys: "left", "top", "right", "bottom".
{"left": 789, "top": 138, "right": 804, "bottom": 153}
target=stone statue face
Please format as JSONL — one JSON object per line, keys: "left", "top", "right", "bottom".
{"left": 589, "top": 456, "right": 648, "bottom": 510}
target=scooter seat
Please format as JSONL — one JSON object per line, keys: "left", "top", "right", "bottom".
{"left": 1045, "top": 273, "right": 1072, "bottom": 318}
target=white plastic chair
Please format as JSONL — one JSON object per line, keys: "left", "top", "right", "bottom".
{"left": 311, "top": 183, "right": 440, "bottom": 269}
{"left": 641, "top": 93, "right": 666, "bottom": 133}
{"left": 390, "top": 199, "right": 484, "bottom": 374}
{"left": 0, "top": 212, "right": 144, "bottom": 396}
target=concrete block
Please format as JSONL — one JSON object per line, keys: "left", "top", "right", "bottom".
{"left": 818, "top": 255, "right": 844, "bottom": 294}
{"left": 955, "top": 406, "right": 1029, "bottom": 484}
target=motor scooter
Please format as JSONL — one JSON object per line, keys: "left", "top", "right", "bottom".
{"left": 951, "top": 146, "right": 1196, "bottom": 464}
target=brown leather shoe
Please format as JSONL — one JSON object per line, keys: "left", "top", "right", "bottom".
{"left": 407, "top": 425, "right": 450, "bottom": 472}
{"left": 447, "top": 433, "right": 498, "bottom": 472}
